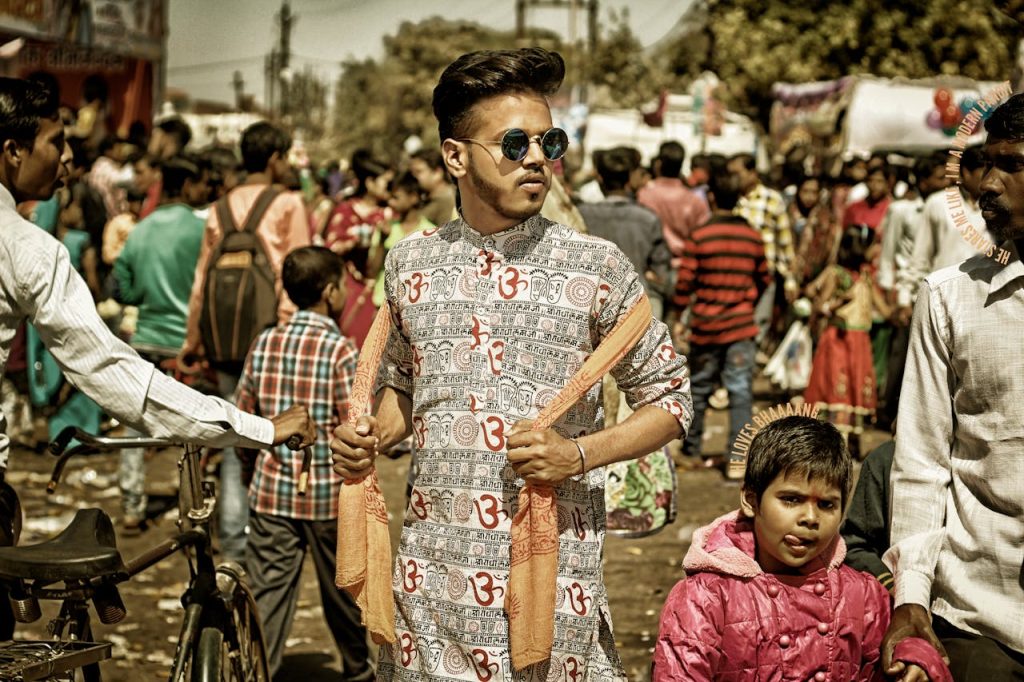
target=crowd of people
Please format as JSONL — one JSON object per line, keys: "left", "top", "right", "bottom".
{"left": 0, "top": 42, "right": 1021, "bottom": 682}
{"left": 574, "top": 141, "right": 980, "bottom": 465}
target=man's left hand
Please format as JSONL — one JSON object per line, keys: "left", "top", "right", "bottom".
{"left": 506, "top": 419, "right": 582, "bottom": 487}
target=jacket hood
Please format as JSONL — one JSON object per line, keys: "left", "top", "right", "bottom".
{"left": 683, "top": 510, "right": 846, "bottom": 578}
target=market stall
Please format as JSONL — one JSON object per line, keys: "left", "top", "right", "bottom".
{"left": 0, "top": 0, "right": 166, "bottom": 138}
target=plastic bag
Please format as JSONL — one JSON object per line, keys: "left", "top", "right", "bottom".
{"left": 764, "top": 320, "right": 813, "bottom": 391}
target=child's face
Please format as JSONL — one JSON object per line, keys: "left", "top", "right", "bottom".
{"left": 797, "top": 179, "right": 820, "bottom": 210}
{"left": 388, "top": 188, "right": 417, "bottom": 215}
{"left": 366, "top": 172, "right": 393, "bottom": 202}
{"left": 327, "top": 272, "right": 348, "bottom": 317}
{"left": 742, "top": 471, "right": 843, "bottom": 574}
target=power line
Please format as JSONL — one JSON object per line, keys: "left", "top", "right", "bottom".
{"left": 298, "top": 0, "right": 365, "bottom": 15}
{"left": 168, "top": 56, "right": 265, "bottom": 73}
{"left": 291, "top": 52, "right": 341, "bottom": 66}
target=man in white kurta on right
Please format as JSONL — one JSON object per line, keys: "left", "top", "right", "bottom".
{"left": 331, "top": 48, "right": 692, "bottom": 681}
{"left": 881, "top": 94, "right": 1024, "bottom": 679}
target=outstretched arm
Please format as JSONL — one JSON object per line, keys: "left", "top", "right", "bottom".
{"left": 14, "top": 228, "right": 307, "bottom": 460}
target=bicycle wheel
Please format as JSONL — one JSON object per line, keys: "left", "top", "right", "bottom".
{"left": 189, "top": 569, "right": 268, "bottom": 682}
{"left": 191, "top": 627, "right": 224, "bottom": 682}
{"left": 223, "top": 578, "right": 269, "bottom": 682}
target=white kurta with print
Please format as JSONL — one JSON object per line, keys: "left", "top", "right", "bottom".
{"left": 375, "top": 215, "right": 692, "bottom": 681}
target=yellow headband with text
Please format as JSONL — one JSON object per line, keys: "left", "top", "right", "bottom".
{"left": 728, "top": 402, "right": 820, "bottom": 478}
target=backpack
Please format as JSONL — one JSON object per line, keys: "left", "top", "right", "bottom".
{"left": 199, "top": 186, "right": 282, "bottom": 365}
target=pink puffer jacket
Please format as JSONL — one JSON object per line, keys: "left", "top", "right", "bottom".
{"left": 653, "top": 511, "right": 949, "bottom": 681}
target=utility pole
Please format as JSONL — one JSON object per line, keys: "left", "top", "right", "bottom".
{"left": 514, "top": 0, "right": 599, "bottom": 102}
{"left": 264, "top": 50, "right": 277, "bottom": 115}
{"left": 232, "top": 70, "right": 245, "bottom": 111}
{"left": 277, "top": 0, "right": 294, "bottom": 120}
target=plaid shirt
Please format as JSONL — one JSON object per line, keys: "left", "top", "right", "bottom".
{"left": 735, "top": 183, "right": 796, "bottom": 281}
{"left": 236, "top": 310, "right": 357, "bottom": 520}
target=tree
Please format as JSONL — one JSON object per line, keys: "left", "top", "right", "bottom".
{"left": 586, "top": 8, "right": 673, "bottom": 109}
{"left": 332, "top": 17, "right": 562, "bottom": 160}
{"left": 288, "top": 67, "right": 329, "bottom": 141}
{"left": 656, "top": 0, "right": 1021, "bottom": 127}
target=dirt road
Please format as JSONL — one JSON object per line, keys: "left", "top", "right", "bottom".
{"left": 6, "top": 400, "right": 886, "bottom": 681}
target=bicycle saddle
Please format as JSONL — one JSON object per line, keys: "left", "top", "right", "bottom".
{"left": 0, "top": 508, "right": 126, "bottom": 582}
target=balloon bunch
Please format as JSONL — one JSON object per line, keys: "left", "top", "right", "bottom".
{"left": 925, "top": 87, "right": 978, "bottom": 137}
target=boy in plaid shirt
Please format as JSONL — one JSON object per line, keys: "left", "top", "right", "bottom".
{"left": 237, "top": 246, "right": 372, "bottom": 680}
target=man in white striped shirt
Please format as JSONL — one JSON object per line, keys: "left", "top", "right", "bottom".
{"left": 881, "top": 94, "right": 1024, "bottom": 679}
{"left": 0, "top": 76, "right": 317, "bottom": 640}
{"left": 0, "top": 78, "right": 316, "bottom": 520}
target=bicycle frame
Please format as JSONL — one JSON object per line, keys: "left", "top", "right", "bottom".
{"left": 4, "top": 427, "right": 250, "bottom": 681}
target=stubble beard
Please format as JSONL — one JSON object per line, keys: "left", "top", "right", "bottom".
{"left": 982, "top": 205, "right": 1022, "bottom": 243}
{"left": 467, "top": 160, "right": 544, "bottom": 224}
{"left": 987, "top": 221, "right": 1024, "bottom": 244}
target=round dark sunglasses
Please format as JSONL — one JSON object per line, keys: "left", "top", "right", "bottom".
{"left": 457, "top": 127, "right": 569, "bottom": 162}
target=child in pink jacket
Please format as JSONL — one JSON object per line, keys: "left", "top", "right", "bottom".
{"left": 653, "top": 415, "right": 950, "bottom": 681}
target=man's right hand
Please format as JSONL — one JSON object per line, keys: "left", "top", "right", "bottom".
{"left": 330, "top": 416, "right": 380, "bottom": 480}
{"left": 882, "top": 604, "right": 949, "bottom": 676}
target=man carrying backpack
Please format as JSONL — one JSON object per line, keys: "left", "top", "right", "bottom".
{"left": 181, "top": 121, "right": 310, "bottom": 564}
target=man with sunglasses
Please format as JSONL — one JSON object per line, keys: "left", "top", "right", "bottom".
{"left": 331, "top": 48, "right": 692, "bottom": 680}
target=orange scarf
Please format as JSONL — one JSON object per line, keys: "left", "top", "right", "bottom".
{"left": 336, "top": 295, "right": 654, "bottom": 665}
{"left": 335, "top": 304, "right": 396, "bottom": 645}
{"left": 506, "top": 294, "right": 652, "bottom": 669}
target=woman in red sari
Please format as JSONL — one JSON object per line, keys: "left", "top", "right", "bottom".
{"left": 323, "top": 151, "right": 393, "bottom": 346}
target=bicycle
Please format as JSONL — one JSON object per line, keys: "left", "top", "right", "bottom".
{"left": 0, "top": 427, "right": 270, "bottom": 681}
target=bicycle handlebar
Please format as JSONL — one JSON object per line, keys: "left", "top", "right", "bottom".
{"left": 49, "top": 427, "right": 178, "bottom": 456}
{"left": 47, "top": 427, "right": 181, "bottom": 494}
{"left": 47, "top": 426, "right": 309, "bottom": 494}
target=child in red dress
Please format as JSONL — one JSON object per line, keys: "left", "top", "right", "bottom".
{"left": 803, "top": 226, "right": 890, "bottom": 457}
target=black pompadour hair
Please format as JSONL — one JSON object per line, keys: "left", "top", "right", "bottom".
{"left": 0, "top": 77, "right": 60, "bottom": 149}
{"left": 984, "top": 93, "right": 1024, "bottom": 143}
{"left": 743, "top": 416, "right": 853, "bottom": 510}
{"left": 432, "top": 47, "right": 565, "bottom": 142}
{"left": 282, "top": 246, "right": 344, "bottom": 310}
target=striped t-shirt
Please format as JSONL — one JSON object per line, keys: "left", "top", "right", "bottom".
{"left": 674, "top": 215, "right": 769, "bottom": 346}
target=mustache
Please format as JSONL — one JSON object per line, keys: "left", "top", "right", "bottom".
{"left": 979, "top": 194, "right": 1010, "bottom": 214}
